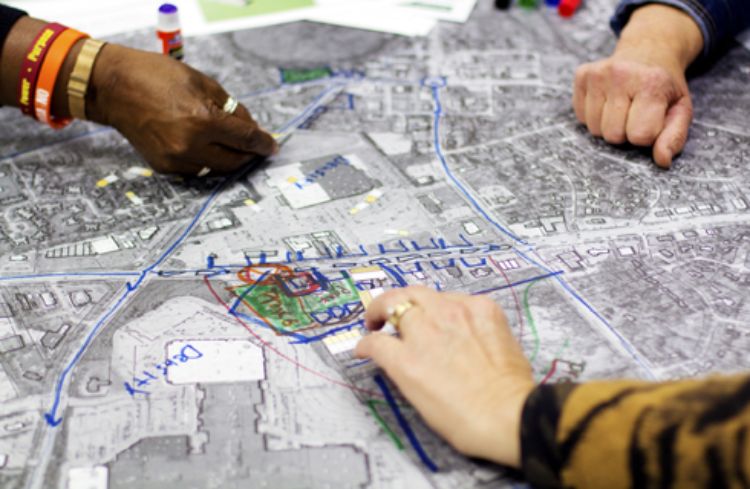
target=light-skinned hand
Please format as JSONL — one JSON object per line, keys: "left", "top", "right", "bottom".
{"left": 573, "top": 4, "right": 704, "bottom": 168}
{"left": 355, "top": 286, "right": 534, "bottom": 468}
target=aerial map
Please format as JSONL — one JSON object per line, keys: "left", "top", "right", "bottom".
{"left": 1, "top": 0, "right": 750, "bottom": 487}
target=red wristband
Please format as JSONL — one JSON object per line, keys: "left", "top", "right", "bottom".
{"left": 17, "top": 23, "right": 67, "bottom": 118}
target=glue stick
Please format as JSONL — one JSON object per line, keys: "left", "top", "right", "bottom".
{"left": 157, "top": 3, "right": 184, "bottom": 60}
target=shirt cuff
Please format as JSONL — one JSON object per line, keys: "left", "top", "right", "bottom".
{"left": 519, "top": 382, "right": 578, "bottom": 489}
{"left": 0, "top": 5, "right": 27, "bottom": 52}
{"left": 610, "top": 0, "right": 714, "bottom": 65}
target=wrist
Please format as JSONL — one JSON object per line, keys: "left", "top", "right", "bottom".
{"left": 472, "top": 377, "right": 534, "bottom": 468}
{"left": 0, "top": 16, "right": 46, "bottom": 106}
{"left": 81, "top": 42, "right": 120, "bottom": 126}
{"left": 617, "top": 4, "right": 703, "bottom": 72}
{"left": 50, "top": 38, "right": 85, "bottom": 119}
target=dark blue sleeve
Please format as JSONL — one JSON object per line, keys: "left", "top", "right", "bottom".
{"left": 0, "top": 4, "right": 27, "bottom": 52}
{"left": 610, "top": 0, "right": 750, "bottom": 67}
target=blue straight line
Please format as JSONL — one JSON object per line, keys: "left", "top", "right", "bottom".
{"left": 276, "top": 84, "right": 343, "bottom": 134}
{"left": 229, "top": 270, "right": 271, "bottom": 313}
{"left": 429, "top": 85, "right": 526, "bottom": 246}
{"left": 472, "top": 270, "right": 564, "bottom": 295}
{"left": 231, "top": 311, "right": 310, "bottom": 342}
{"left": 429, "top": 83, "right": 654, "bottom": 380}
{"left": 346, "top": 359, "right": 372, "bottom": 369}
{"left": 513, "top": 249, "right": 655, "bottom": 379}
{"left": 374, "top": 374, "right": 439, "bottom": 473}
{"left": 0, "top": 271, "right": 141, "bottom": 281}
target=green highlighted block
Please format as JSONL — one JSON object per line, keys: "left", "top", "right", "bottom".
{"left": 281, "top": 67, "right": 333, "bottom": 85}
{"left": 234, "top": 274, "right": 361, "bottom": 333}
{"left": 518, "top": 0, "right": 539, "bottom": 7}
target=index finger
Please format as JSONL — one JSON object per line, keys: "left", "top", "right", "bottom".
{"left": 212, "top": 104, "right": 278, "bottom": 156}
{"left": 364, "top": 285, "right": 441, "bottom": 331}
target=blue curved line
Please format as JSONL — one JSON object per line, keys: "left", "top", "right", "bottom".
{"left": 374, "top": 374, "right": 439, "bottom": 473}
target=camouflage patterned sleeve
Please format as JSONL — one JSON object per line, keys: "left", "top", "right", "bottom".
{"left": 520, "top": 374, "right": 750, "bottom": 488}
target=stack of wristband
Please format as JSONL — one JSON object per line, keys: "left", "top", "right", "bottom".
{"left": 17, "top": 23, "right": 106, "bottom": 128}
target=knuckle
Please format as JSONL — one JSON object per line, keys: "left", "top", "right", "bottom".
{"left": 607, "top": 61, "right": 633, "bottom": 85}
{"left": 574, "top": 64, "right": 590, "bottom": 83}
{"left": 165, "top": 139, "right": 191, "bottom": 158}
{"left": 640, "top": 68, "right": 672, "bottom": 95}
{"left": 603, "top": 127, "right": 627, "bottom": 145}
{"left": 586, "top": 67, "right": 605, "bottom": 87}
{"left": 587, "top": 121, "right": 602, "bottom": 137}
{"left": 628, "top": 128, "right": 659, "bottom": 146}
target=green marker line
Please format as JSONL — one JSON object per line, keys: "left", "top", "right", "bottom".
{"left": 367, "top": 400, "right": 405, "bottom": 450}
{"left": 400, "top": 1, "right": 453, "bottom": 11}
{"left": 522, "top": 280, "right": 542, "bottom": 364}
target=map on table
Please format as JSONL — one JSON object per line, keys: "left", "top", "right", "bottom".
{"left": 1, "top": 0, "right": 750, "bottom": 487}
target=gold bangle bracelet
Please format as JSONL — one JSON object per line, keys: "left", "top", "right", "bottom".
{"left": 67, "top": 39, "right": 106, "bottom": 121}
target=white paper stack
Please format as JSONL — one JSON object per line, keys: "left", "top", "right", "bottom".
{"left": 5, "top": 0, "right": 478, "bottom": 38}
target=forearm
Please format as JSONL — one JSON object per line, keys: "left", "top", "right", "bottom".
{"left": 612, "top": 0, "right": 750, "bottom": 67}
{"left": 616, "top": 4, "right": 703, "bottom": 72}
{"left": 0, "top": 15, "right": 87, "bottom": 119}
{"left": 521, "top": 374, "right": 750, "bottom": 488}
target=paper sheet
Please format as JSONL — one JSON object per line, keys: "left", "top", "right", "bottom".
{"left": 306, "top": 4, "right": 436, "bottom": 37}
{"left": 6, "top": 0, "right": 477, "bottom": 38}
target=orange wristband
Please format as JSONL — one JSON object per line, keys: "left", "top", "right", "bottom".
{"left": 34, "top": 28, "right": 88, "bottom": 129}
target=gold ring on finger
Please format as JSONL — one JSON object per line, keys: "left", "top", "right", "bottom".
{"left": 386, "top": 300, "right": 416, "bottom": 333}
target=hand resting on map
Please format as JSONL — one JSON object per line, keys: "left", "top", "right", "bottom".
{"left": 355, "top": 286, "right": 534, "bottom": 468}
{"left": 573, "top": 4, "right": 704, "bottom": 168}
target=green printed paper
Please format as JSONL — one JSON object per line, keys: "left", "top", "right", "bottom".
{"left": 198, "top": 0, "right": 314, "bottom": 23}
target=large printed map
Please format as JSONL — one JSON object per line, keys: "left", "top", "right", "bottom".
{"left": 1, "top": 1, "right": 750, "bottom": 487}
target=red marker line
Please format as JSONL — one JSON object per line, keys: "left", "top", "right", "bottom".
{"left": 204, "top": 275, "right": 384, "bottom": 398}
{"left": 488, "top": 256, "right": 526, "bottom": 340}
{"left": 540, "top": 359, "right": 559, "bottom": 385}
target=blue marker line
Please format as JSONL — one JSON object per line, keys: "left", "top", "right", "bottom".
{"left": 231, "top": 311, "right": 310, "bottom": 342}
{"left": 472, "top": 270, "right": 564, "bottom": 295}
{"left": 513, "top": 249, "right": 654, "bottom": 378}
{"left": 45, "top": 289, "right": 132, "bottom": 426}
{"left": 429, "top": 83, "right": 526, "bottom": 245}
{"left": 428, "top": 81, "right": 654, "bottom": 379}
{"left": 276, "top": 84, "right": 345, "bottom": 134}
{"left": 346, "top": 359, "right": 372, "bottom": 369}
{"left": 374, "top": 374, "right": 439, "bottom": 473}
{"left": 378, "top": 263, "right": 407, "bottom": 287}
{"left": 289, "top": 320, "right": 365, "bottom": 344}
{"left": 228, "top": 270, "right": 271, "bottom": 314}
{"left": 0, "top": 271, "right": 141, "bottom": 281}
{"left": 44, "top": 178, "right": 228, "bottom": 426}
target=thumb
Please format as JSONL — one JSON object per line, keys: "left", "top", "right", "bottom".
{"left": 653, "top": 95, "right": 693, "bottom": 168}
